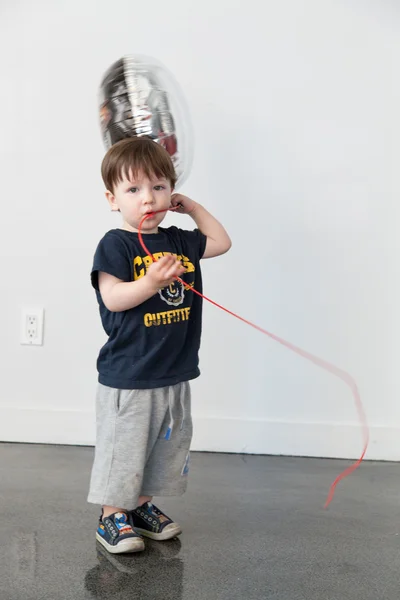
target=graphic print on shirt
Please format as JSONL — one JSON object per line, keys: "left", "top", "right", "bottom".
{"left": 132, "top": 251, "right": 196, "bottom": 322}
{"left": 159, "top": 280, "right": 185, "bottom": 306}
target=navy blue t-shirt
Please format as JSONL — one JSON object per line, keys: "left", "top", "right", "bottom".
{"left": 91, "top": 226, "right": 207, "bottom": 389}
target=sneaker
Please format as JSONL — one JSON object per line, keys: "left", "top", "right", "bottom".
{"left": 130, "top": 502, "right": 182, "bottom": 541}
{"left": 96, "top": 511, "right": 145, "bottom": 554}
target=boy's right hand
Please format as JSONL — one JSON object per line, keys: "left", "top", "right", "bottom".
{"left": 146, "top": 255, "right": 186, "bottom": 290}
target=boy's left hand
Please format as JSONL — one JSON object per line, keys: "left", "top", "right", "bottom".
{"left": 170, "top": 193, "right": 197, "bottom": 215}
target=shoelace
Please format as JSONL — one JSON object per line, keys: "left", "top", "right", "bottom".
{"left": 138, "top": 208, "right": 369, "bottom": 509}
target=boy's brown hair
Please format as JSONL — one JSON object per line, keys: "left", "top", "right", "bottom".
{"left": 101, "top": 137, "right": 177, "bottom": 192}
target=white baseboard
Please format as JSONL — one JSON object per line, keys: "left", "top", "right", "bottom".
{"left": 0, "top": 407, "right": 96, "bottom": 446}
{"left": 0, "top": 407, "right": 398, "bottom": 461}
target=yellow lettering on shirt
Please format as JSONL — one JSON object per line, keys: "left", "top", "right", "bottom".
{"left": 133, "top": 256, "right": 145, "bottom": 280}
{"left": 144, "top": 307, "right": 192, "bottom": 327}
{"left": 132, "top": 252, "right": 195, "bottom": 280}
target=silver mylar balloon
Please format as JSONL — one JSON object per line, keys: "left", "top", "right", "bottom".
{"left": 98, "top": 55, "right": 193, "bottom": 188}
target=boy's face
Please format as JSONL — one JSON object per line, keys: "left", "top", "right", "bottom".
{"left": 106, "top": 170, "right": 173, "bottom": 233}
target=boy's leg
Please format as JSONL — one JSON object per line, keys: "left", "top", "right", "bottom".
{"left": 88, "top": 384, "right": 156, "bottom": 510}
{"left": 103, "top": 498, "right": 152, "bottom": 518}
{"left": 102, "top": 505, "right": 129, "bottom": 518}
{"left": 130, "top": 381, "right": 193, "bottom": 541}
{"left": 87, "top": 384, "right": 175, "bottom": 552}
{"left": 137, "top": 495, "right": 153, "bottom": 506}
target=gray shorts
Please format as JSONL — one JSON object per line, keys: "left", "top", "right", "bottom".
{"left": 87, "top": 382, "right": 192, "bottom": 510}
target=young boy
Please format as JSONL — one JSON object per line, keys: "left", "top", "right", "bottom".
{"left": 88, "top": 137, "right": 231, "bottom": 554}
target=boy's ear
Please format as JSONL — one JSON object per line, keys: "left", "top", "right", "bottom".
{"left": 105, "top": 190, "right": 120, "bottom": 212}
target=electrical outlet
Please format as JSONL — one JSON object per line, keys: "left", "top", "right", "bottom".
{"left": 21, "top": 308, "right": 44, "bottom": 345}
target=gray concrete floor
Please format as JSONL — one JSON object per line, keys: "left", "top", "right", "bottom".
{"left": 1, "top": 443, "right": 400, "bottom": 599}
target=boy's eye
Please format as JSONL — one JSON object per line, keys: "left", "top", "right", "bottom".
{"left": 128, "top": 187, "right": 138, "bottom": 193}
{"left": 154, "top": 185, "right": 165, "bottom": 191}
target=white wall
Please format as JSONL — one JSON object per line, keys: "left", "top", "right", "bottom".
{"left": 0, "top": 0, "right": 398, "bottom": 460}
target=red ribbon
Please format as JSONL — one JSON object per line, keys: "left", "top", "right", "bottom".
{"left": 138, "top": 208, "right": 369, "bottom": 508}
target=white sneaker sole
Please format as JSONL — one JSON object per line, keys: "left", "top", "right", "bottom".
{"left": 135, "top": 523, "right": 182, "bottom": 541}
{"left": 96, "top": 532, "right": 145, "bottom": 554}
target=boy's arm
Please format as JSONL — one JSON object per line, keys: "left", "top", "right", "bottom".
{"left": 99, "top": 255, "right": 185, "bottom": 312}
{"left": 171, "top": 194, "right": 232, "bottom": 259}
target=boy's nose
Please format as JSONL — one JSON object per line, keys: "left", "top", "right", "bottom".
{"left": 143, "top": 191, "right": 155, "bottom": 205}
